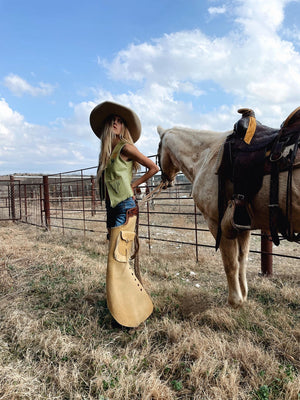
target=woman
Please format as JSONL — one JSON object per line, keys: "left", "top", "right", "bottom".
{"left": 91, "top": 101, "right": 159, "bottom": 232}
{"left": 90, "top": 101, "right": 159, "bottom": 328}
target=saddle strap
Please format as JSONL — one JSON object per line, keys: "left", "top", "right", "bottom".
{"left": 132, "top": 202, "right": 142, "bottom": 284}
{"left": 216, "top": 174, "right": 224, "bottom": 250}
{"left": 286, "top": 133, "right": 300, "bottom": 239}
{"left": 269, "top": 133, "right": 300, "bottom": 244}
{"left": 269, "top": 161, "right": 280, "bottom": 246}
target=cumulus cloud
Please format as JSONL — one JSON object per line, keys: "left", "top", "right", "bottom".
{"left": 0, "top": 98, "right": 24, "bottom": 144}
{"left": 2, "top": 0, "right": 300, "bottom": 173}
{"left": 0, "top": 98, "right": 98, "bottom": 174}
{"left": 3, "top": 74, "right": 55, "bottom": 97}
{"left": 101, "top": 0, "right": 300, "bottom": 129}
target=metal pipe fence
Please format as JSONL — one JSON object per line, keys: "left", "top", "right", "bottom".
{"left": 1, "top": 164, "right": 299, "bottom": 274}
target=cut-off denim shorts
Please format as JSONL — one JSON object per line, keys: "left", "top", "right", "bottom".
{"left": 106, "top": 197, "right": 136, "bottom": 229}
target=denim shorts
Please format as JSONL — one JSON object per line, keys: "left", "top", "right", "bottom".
{"left": 106, "top": 197, "right": 136, "bottom": 229}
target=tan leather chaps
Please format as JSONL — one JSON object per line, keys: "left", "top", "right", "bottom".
{"left": 106, "top": 211, "right": 153, "bottom": 327}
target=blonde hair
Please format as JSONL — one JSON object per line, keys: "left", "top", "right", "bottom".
{"left": 97, "top": 117, "right": 140, "bottom": 179}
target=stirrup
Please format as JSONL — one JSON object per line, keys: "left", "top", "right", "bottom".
{"left": 232, "top": 195, "right": 252, "bottom": 230}
{"left": 221, "top": 196, "right": 252, "bottom": 239}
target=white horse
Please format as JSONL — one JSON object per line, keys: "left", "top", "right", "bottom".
{"left": 157, "top": 125, "right": 300, "bottom": 307}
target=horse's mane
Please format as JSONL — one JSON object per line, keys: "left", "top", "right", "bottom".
{"left": 163, "top": 126, "right": 231, "bottom": 155}
{"left": 166, "top": 125, "right": 231, "bottom": 138}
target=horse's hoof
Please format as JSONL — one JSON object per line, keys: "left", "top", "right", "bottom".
{"left": 228, "top": 297, "right": 244, "bottom": 308}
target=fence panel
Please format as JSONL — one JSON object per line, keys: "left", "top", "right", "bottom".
{"left": 0, "top": 177, "right": 22, "bottom": 221}
{"left": 2, "top": 167, "right": 299, "bottom": 269}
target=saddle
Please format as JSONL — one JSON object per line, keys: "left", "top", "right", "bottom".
{"left": 216, "top": 107, "right": 300, "bottom": 248}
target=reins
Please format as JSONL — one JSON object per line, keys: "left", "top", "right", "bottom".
{"left": 137, "top": 180, "right": 167, "bottom": 206}
{"left": 132, "top": 178, "right": 168, "bottom": 284}
{"left": 132, "top": 139, "right": 170, "bottom": 280}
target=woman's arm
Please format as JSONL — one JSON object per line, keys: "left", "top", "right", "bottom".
{"left": 121, "top": 143, "right": 160, "bottom": 190}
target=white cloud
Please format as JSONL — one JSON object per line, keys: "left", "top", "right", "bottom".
{"left": 235, "top": 0, "right": 286, "bottom": 33}
{"left": 3, "top": 74, "right": 55, "bottom": 97}
{"left": 1, "top": 0, "right": 300, "bottom": 173}
{"left": 101, "top": 0, "right": 300, "bottom": 124}
{"left": 208, "top": 6, "right": 227, "bottom": 15}
{"left": 0, "top": 98, "right": 24, "bottom": 124}
{"left": 0, "top": 98, "right": 24, "bottom": 144}
{"left": 0, "top": 98, "right": 98, "bottom": 174}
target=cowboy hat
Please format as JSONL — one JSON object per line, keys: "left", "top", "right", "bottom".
{"left": 90, "top": 101, "right": 141, "bottom": 142}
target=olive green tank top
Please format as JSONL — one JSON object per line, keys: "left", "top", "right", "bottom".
{"left": 105, "top": 140, "right": 134, "bottom": 208}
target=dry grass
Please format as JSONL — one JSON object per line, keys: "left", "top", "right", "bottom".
{"left": 0, "top": 221, "right": 299, "bottom": 399}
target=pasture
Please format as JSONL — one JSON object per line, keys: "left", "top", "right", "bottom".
{"left": 0, "top": 219, "right": 299, "bottom": 400}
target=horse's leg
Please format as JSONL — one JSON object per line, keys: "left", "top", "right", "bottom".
{"left": 219, "top": 237, "right": 245, "bottom": 307}
{"left": 237, "top": 231, "right": 250, "bottom": 302}
{"left": 206, "top": 218, "right": 244, "bottom": 307}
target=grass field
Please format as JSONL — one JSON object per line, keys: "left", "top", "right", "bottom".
{"left": 0, "top": 221, "right": 299, "bottom": 399}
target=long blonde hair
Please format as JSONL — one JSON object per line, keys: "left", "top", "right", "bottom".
{"left": 97, "top": 117, "right": 140, "bottom": 179}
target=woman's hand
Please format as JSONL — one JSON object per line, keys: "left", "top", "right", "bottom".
{"left": 122, "top": 144, "right": 160, "bottom": 188}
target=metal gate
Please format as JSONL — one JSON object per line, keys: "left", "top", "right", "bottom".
{"left": 0, "top": 177, "right": 21, "bottom": 221}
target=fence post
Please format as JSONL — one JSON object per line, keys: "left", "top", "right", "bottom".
{"left": 146, "top": 181, "right": 151, "bottom": 254}
{"left": 9, "top": 175, "right": 16, "bottom": 221}
{"left": 24, "top": 184, "right": 28, "bottom": 223}
{"left": 91, "top": 175, "right": 96, "bottom": 216}
{"left": 194, "top": 203, "right": 199, "bottom": 262}
{"left": 59, "top": 174, "right": 65, "bottom": 234}
{"left": 43, "top": 175, "right": 51, "bottom": 230}
{"left": 81, "top": 170, "right": 86, "bottom": 235}
{"left": 18, "top": 180, "right": 21, "bottom": 220}
{"left": 39, "top": 184, "right": 43, "bottom": 225}
{"left": 261, "top": 231, "right": 273, "bottom": 276}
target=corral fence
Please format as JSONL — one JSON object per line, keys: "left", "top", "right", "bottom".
{"left": 1, "top": 160, "right": 299, "bottom": 275}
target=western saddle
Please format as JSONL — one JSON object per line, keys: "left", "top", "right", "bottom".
{"left": 216, "top": 107, "right": 300, "bottom": 248}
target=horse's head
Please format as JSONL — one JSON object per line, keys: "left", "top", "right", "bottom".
{"left": 157, "top": 126, "right": 180, "bottom": 187}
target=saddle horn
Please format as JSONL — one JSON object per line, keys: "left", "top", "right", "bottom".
{"left": 237, "top": 108, "right": 255, "bottom": 118}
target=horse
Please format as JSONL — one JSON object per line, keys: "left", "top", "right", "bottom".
{"left": 156, "top": 121, "right": 300, "bottom": 308}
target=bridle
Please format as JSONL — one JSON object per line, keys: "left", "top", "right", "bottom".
{"left": 157, "top": 136, "right": 173, "bottom": 187}
{"left": 137, "top": 139, "right": 170, "bottom": 206}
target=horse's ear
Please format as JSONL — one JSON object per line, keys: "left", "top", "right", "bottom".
{"left": 157, "top": 126, "right": 165, "bottom": 137}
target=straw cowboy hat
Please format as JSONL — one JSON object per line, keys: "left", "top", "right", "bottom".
{"left": 90, "top": 101, "right": 141, "bottom": 142}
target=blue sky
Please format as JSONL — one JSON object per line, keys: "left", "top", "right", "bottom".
{"left": 1, "top": 0, "right": 300, "bottom": 174}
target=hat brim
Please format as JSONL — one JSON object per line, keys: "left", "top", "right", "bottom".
{"left": 90, "top": 101, "right": 141, "bottom": 142}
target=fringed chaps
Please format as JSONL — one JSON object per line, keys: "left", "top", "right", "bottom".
{"left": 106, "top": 212, "right": 153, "bottom": 327}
